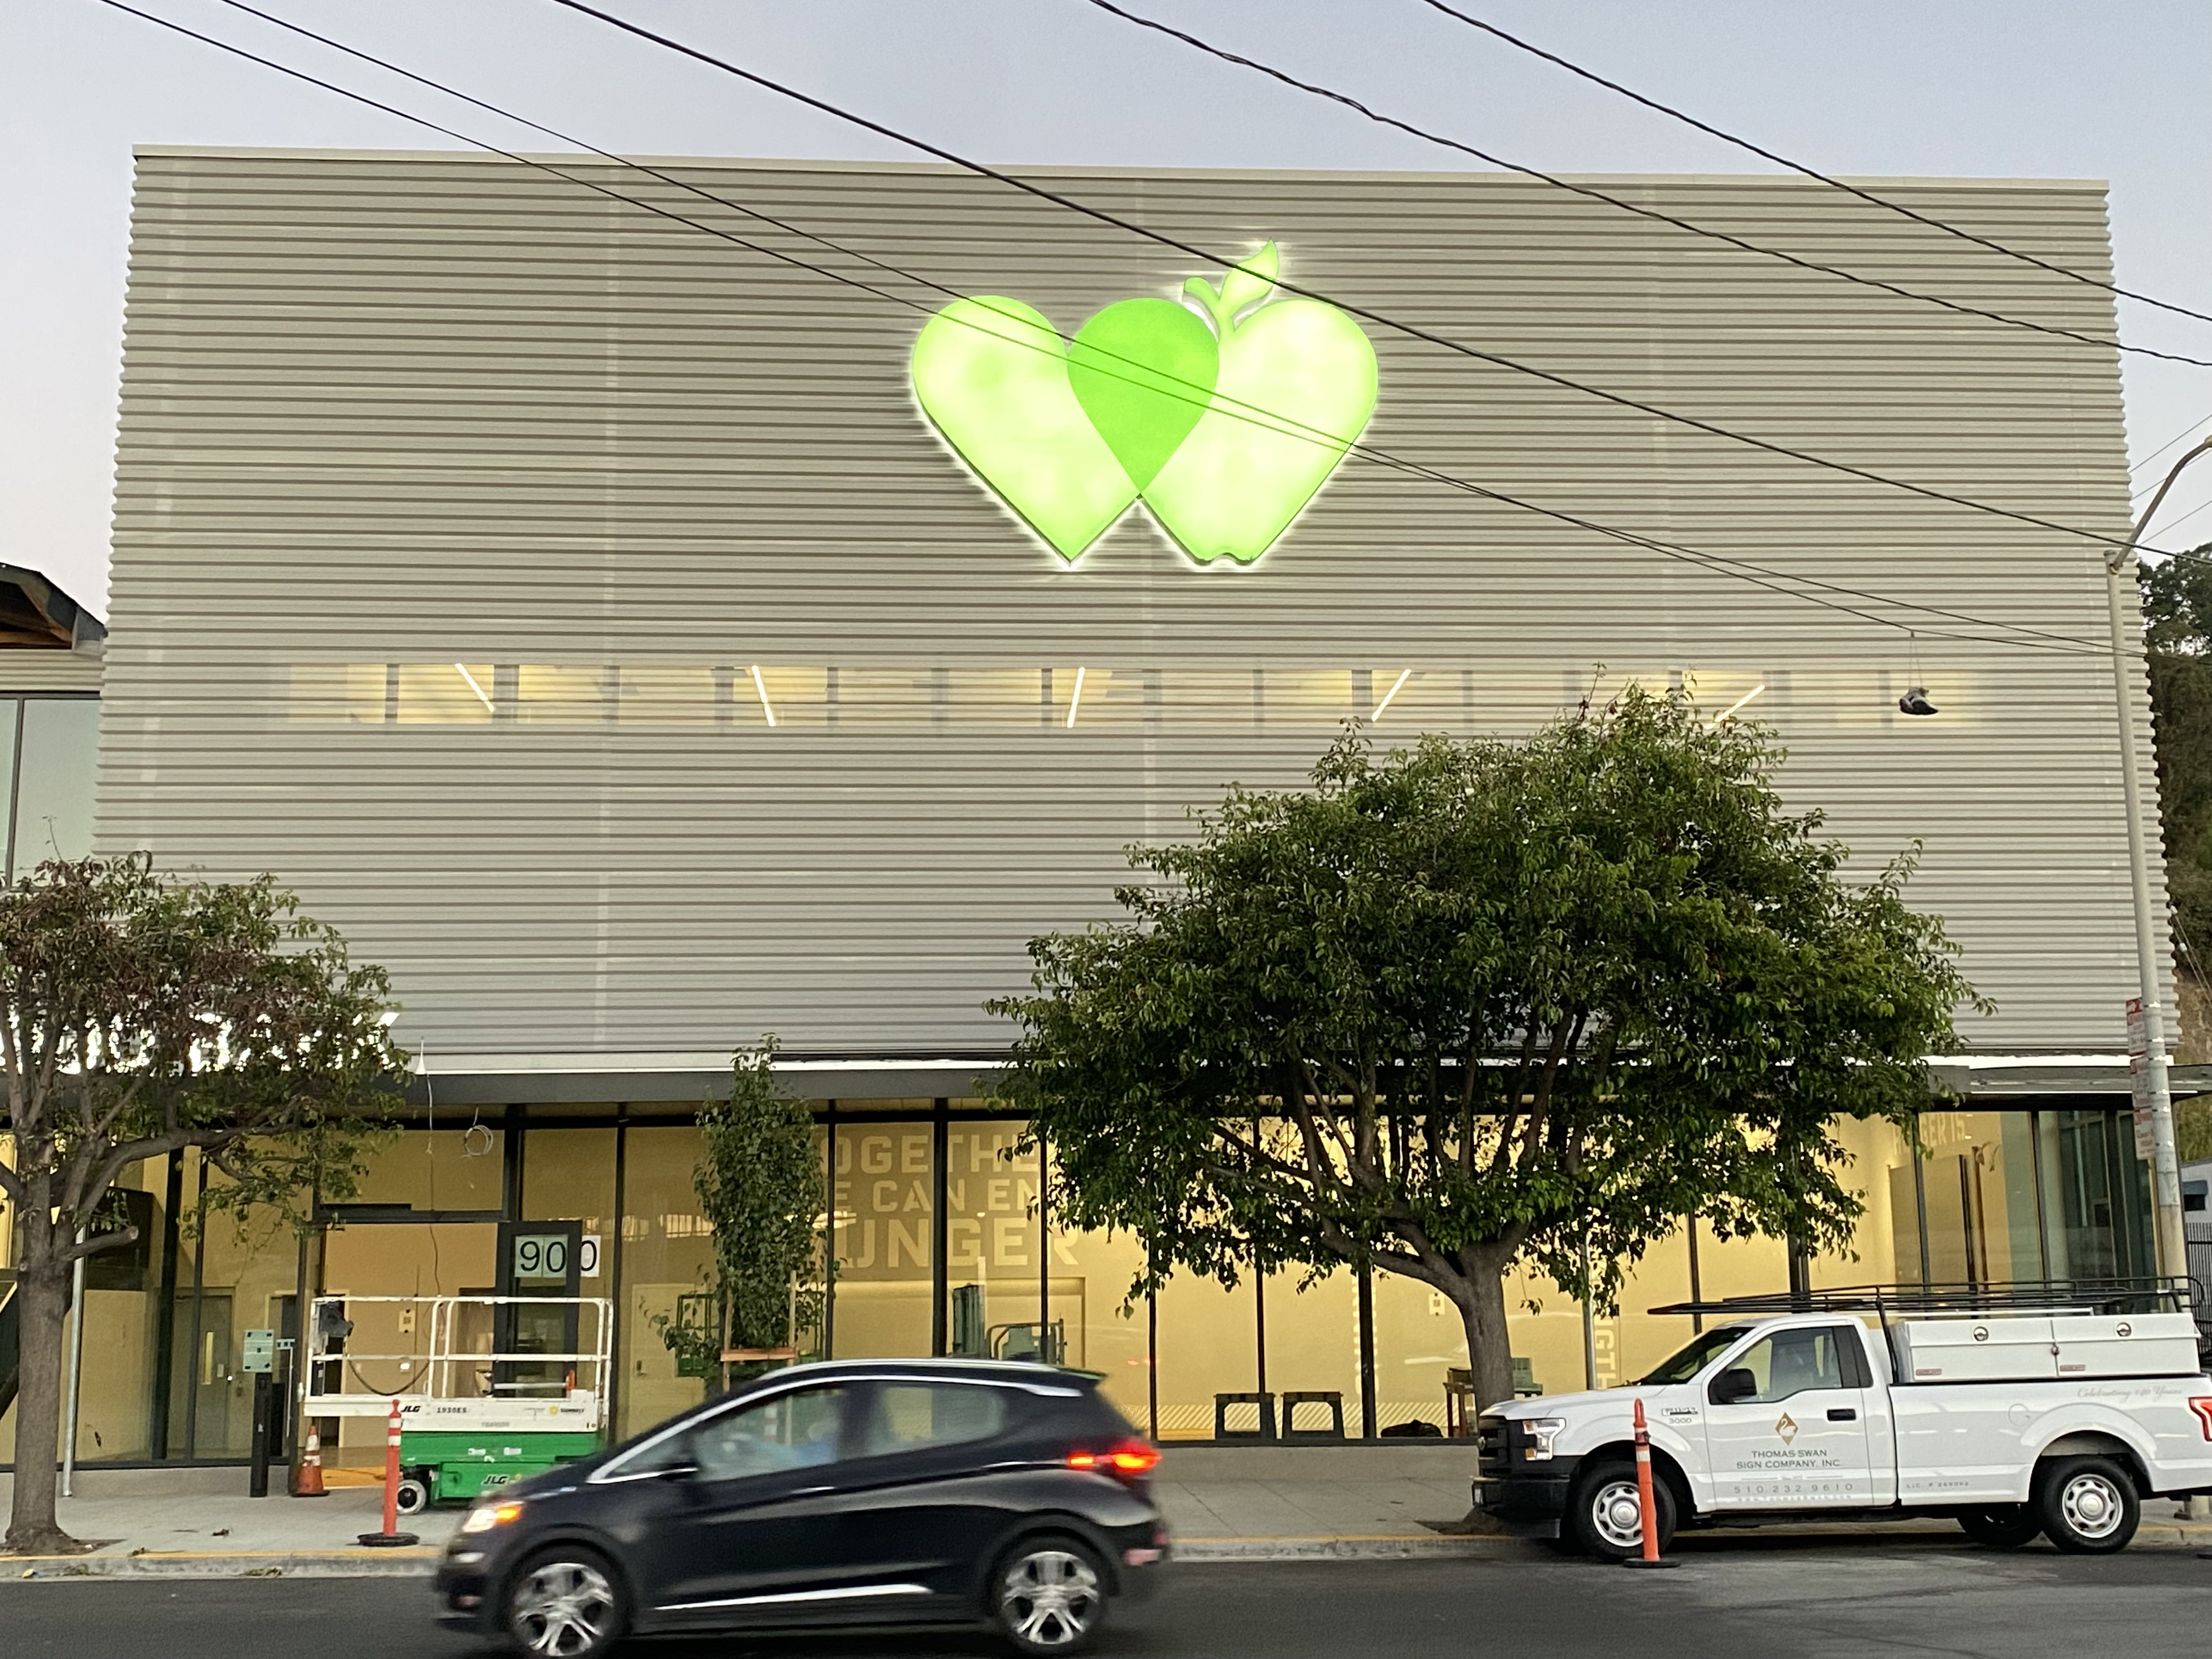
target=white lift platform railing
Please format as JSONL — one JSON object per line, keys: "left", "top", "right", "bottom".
{"left": 302, "top": 1294, "right": 614, "bottom": 1432}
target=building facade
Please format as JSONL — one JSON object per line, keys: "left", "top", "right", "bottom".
{"left": 0, "top": 148, "right": 2180, "bottom": 1467}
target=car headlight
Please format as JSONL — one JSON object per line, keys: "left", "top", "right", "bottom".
{"left": 1521, "top": 1418, "right": 1568, "bottom": 1462}
{"left": 460, "top": 1498, "right": 527, "bottom": 1535}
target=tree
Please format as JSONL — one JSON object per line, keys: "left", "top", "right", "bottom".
{"left": 659, "top": 1040, "right": 828, "bottom": 1391}
{"left": 2140, "top": 550, "right": 2212, "bottom": 972}
{"left": 989, "top": 687, "right": 1981, "bottom": 1410}
{"left": 1, "top": 855, "right": 404, "bottom": 1555}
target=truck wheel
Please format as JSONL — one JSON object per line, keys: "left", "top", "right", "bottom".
{"left": 1565, "top": 1459, "right": 1675, "bottom": 1560}
{"left": 2031, "top": 1455, "right": 2138, "bottom": 1554}
{"left": 1955, "top": 1505, "right": 2041, "bottom": 1548}
{"left": 394, "top": 1473, "right": 431, "bottom": 1516}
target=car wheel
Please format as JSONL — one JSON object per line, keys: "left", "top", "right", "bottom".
{"left": 993, "top": 1534, "right": 1109, "bottom": 1656}
{"left": 1956, "top": 1505, "right": 2042, "bottom": 1548}
{"left": 2032, "top": 1455, "right": 2139, "bottom": 1554}
{"left": 1564, "top": 1459, "right": 1675, "bottom": 1561}
{"left": 501, "top": 1547, "right": 628, "bottom": 1658}
{"left": 394, "top": 1475, "right": 431, "bottom": 1517}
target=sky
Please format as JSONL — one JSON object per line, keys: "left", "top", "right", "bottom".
{"left": 4, "top": 0, "right": 2209, "bottom": 614}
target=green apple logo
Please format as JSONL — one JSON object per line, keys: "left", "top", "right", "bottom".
{"left": 910, "top": 244, "right": 1376, "bottom": 566}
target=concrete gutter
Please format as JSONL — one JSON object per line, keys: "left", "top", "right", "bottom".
{"left": 16, "top": 1522, "right": 2212, "bottom": 1577}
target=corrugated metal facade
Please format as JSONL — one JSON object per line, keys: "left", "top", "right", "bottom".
{"left": 99, "top": 149, "right": 2158, "bottom": 1068}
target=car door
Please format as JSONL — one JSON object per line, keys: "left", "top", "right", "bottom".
{"left": 1702, "top": 1324, "right": 1875, "bottom": 1508}
{"left": 831, "top": 1379, "right": 1025, "bottom": 1610}
{"left": 637, "top": 1382, "right": 873, "bottom": 1629}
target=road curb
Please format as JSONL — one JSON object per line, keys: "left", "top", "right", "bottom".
{"left": 9, "top": 1524, "right": 2212, "bottom": 1578}
{"left": 12, "top": 1550, "right": 441, "bottom": 1580}
{"left": 1173, "top": 1535, "right": 1522, "bottom": 1562}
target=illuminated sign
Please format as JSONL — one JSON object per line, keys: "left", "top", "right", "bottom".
{"left": 911, "top": 244, "right": 1377, "bottom": 566}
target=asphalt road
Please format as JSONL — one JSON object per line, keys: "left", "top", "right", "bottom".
{"left": 5, "top": 1542, "right": 2211, "bottom": 1659}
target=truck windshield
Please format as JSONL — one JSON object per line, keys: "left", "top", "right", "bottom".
{"left": 1635, "top": 1326, "right": 1752, "bottom": 1385}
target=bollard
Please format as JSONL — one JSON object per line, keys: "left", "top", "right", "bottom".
{"left": 1620, "top": 1397, "right": 1679, "bottom": 1570}
{"left": 294, "top": 1423, "right": 327, "bottom": 1498}
{"left": 355, "top": 1399, "right": 419, "bottom": 1548}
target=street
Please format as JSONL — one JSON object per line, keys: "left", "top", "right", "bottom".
{"left": 5, "top": 1543, "right": 2211, "bottom": 1659}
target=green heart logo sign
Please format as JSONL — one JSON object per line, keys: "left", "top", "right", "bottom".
{"left": 910, "top": 244, "right": 1376, "bottom": 566}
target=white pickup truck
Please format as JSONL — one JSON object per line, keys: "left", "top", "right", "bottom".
{"left": 1474, "top": 1297, "right": 2212, "bottom": 1556}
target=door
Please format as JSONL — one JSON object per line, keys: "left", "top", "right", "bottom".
{"left": 170, "top": 1291, "right": 237, "bottom": 1457}
{"left": 833, "top": 1380, "right": 1023, "bottom": 1608}
{"left": 642, "top": 1382, "right": 872, "bottom": 1628}
{"left": 1702, "top": 1324, "right": 1875, "bottom": 1508}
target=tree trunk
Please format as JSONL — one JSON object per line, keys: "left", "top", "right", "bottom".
{"left": 1454, "top": 1255, "right": 1517, "bottom": 1415}
{"left": 4, "top": 1254, "right": 80, "bottom": 1554}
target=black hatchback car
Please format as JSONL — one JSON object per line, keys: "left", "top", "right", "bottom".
{"left": 434, "top": 1358, "right": 1169, "bottom": 1657}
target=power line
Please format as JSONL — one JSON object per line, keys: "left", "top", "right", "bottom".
{"left": 1412, "top": 0, "right": 2212, "bottom": 334}
{"left": 1077, "top": 0, "right": 2212, "bottom": 373}
{"left": 2151, "top": 498, "right": 2212, "bottom": 546}
{"left": 540, "top": 0, "right": 2177, "bottom": 563}
{"left": 93, "top": 0, "right": 2111, "bottom": 659}
{"left": 2134, "top": 414, "right": 2212, "bottom": 481}
{"left": 199, "top": 1, "right": 2127, "bottom": 656}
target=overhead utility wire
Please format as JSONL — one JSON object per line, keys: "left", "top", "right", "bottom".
{"left": 2134, "top": 414, "right": 2212, "bottom": 481}
{"left": 101, "top": 0, "right": 2107, "bottom": 658}
{"left": 1077, "top": 0, "right": 2212, "bottom": 373}
{"left": 200, "top": 0, "right": 2118, "bottom": 654}
{"left": 540, "top": 0, "right": 2180, "bottom": 563}
{"left": 1412, "top": 0, "right": 2212, "bottom": 334}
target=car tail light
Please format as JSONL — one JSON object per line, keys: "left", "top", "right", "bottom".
{"left": 2188, "top": 1398, "right": 2212, "bottom": 1440}
{"left": 1068, "top": 1439, "right": 1161, "bottom": 1483}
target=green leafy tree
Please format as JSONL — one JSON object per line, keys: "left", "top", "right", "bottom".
{"left": 990, "top": 688, "right": 1981, "bottom": 1409}
{"left": 2140, "top": 550, "right": 2212, "bottom": 974}
{"left": 661, "top": 1040, "right": 828, "bottom": 1389}
{"left": 1, "top": 855, "right": 404, "bottom": 1554}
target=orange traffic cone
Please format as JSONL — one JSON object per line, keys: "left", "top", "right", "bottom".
{"left": 294, "top": 1423, "right": 328, "bottom": 1498}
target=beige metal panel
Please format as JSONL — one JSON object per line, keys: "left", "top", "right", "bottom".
{"left": 0, "top": 652, "right": 104, "bottom": 693}
{"left": 100, "top": 151, "right": 2159, "bottom": 1061}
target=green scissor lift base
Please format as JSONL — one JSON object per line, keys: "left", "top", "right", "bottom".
{"left": 402, "top": 1428, "right": 604, "bottom": 1503}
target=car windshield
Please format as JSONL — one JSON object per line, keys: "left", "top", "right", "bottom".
{"left": 1634, "top": 1326, "right": 1752, "bottom": 1385}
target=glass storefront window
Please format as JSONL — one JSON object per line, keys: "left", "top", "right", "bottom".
{"left": 1150, "top": 1271, "right": 1256, "bottom": 1441}
{"left": 1808, "top": 1114, "right": 1926, "bottom": 1290}
{"left": 1260, "top": 1266, "right": 1359, "bottom": 1434}
{"left": 615, "top": 1125, "right": 710, "bottom": 1438}
{"left": 1916, "top": 1110, "right": 2042, "bottom": 1284}
{"left": 522, "top": 1125, "right": 618, "bottom": 1361}
{"left": 11, "top": 696, "right": 98, "bottom": 875}
{"left": 346, "top": 1126, "right": 506, "bottom": 1214}
{"left": 830, "top": 1120, "right": 936, "bottom": 1361}
{"left": 1043, "top": 1211, "right": 1152, "bottom": 1432}
{"left": 8, "top": 1102, "right": 2166, "bottom": 1465}
{"left": 2041, "top": 1109, "right": 2155, "bottom": 1279}
{"left": 943, "top": 1121, "right": 1042, "bottom": 1362}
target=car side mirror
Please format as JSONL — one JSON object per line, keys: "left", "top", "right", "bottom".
{"left": 1709, "top": 1367, "right": 1758, "bottom": 1405}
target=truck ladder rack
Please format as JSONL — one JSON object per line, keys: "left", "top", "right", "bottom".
{"left": 1646, "top": 1277, "right": 2192, "bottom": 1318}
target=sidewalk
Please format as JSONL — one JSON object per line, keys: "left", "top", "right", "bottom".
{"left": 6, "top": 1454, "right": 2212, "bottom": 1577}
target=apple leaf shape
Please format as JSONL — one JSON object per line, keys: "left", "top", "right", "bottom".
{"left": 1068, "top": 298, "right": 1220, "bottom": 490}
{"left": 1217, "top": 242, "right": 1279, "bottom": 325}
{"left": 1142, "top": 295, "right": 1378, "bottom": 565}
{"left": 911, "top": 296, "right": 1138, "bottom": 561}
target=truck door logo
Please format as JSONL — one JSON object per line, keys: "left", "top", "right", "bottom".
{"left": 1775, "top": 1412, "right": 1799, "bottom": 1444}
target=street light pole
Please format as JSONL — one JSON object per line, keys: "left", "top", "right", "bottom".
{"left": 2108, "top": 436, "right": 2212, "bottom": 1285}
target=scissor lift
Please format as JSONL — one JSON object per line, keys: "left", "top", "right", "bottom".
{"left": 302, "top": 1294, "right": 613, "bottom": 1512}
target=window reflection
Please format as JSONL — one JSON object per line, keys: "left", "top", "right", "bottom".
{"left": 8, "top": 696, "right": 98, "bottom": 878}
